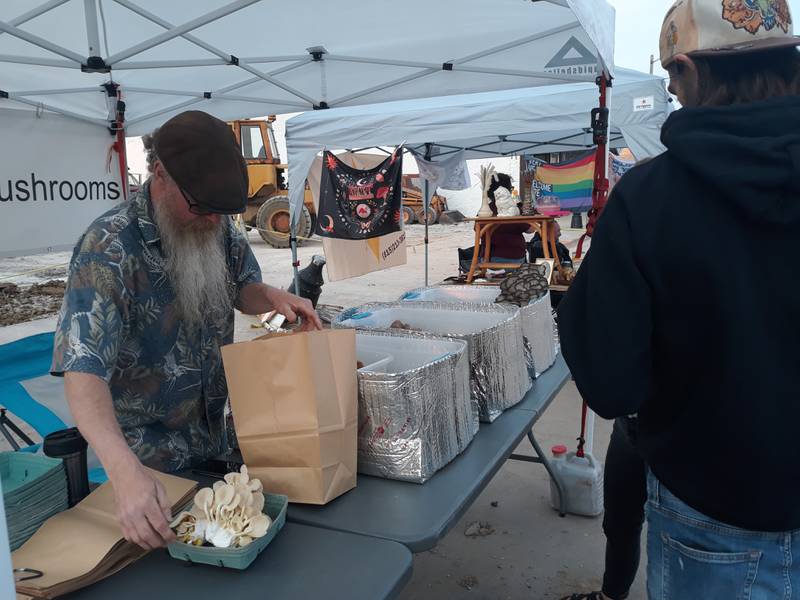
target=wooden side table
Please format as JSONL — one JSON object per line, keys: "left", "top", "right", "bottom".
{"left": 465, "top": 215, "right": 563, "bottom": 284}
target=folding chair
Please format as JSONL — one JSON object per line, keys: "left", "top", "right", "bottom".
{"left": 0, "top": 332, "right": 106, "bottom": 482}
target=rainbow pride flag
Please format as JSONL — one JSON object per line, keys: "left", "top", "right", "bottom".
{"left": 532, "top": 152, "right": 595, "bottom": 214}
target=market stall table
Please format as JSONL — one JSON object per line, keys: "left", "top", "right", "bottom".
{"left": 63, "top": 523, "right": 412, "bottom": 600}
{"left": 287, "top": 355, "right": 570, "bottom": 552}
{"left": 465, "top": 215, "right": 564, "bottom": 283}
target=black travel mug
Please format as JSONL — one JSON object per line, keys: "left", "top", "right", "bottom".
{"left": 43, "top": 427, "right": 90, "bottom": 507}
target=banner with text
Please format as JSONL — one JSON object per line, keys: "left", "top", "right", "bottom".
{"left": 532, "top": 152, "right": 595, "bottom": 215}
{"left": 0, "top": 108, "right": 123, "bottom": 257}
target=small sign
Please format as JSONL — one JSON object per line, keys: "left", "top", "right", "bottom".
{"left": 634, "top": 96, "right": 655, "bottom": 112}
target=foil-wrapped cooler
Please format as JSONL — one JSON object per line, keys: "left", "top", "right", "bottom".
{"left": 355, "top": 331, "right": 473, "bottom": 483}
{"left": 401, "top": 286, "right": 558, "bottom": 378}
{"left": 335, "top": 302, "right": 532, "bottom": 423}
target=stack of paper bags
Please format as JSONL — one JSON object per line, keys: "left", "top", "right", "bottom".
{"left": 1, "top": 453, "right": 68, "bottom": 551}
{"left": 12, "top": 469, "right": 196, "bottom": 599}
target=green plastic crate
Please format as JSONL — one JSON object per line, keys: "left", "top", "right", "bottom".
{"left": 167, "top": 493, "right": 287, "bottom": 570}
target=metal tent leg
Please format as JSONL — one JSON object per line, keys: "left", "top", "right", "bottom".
{"left": 527, "top": 430, "right": 566, "bottom": 517}
{"left": 509, "top": 428, "right": 567, "bottom": 517}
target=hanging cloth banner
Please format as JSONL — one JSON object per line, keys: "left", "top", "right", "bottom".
{"left": 315, "top": 148, "right": 403, "bottom": 240}
{"left": 410, "top": 149, "right": 471, "bottom": 191}
{"left": 532, "top": 152, "right": 595, "bottom": 215}
{"left": 307, "top": 153, "right": 407, "bottom": 282}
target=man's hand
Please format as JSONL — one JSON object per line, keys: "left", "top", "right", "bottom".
{"left": 237, "top": 283, "right": 323, "bottom": 331}
{"left": 110, "top": 459, "right": 176, "bottom": 550}
{"left": 265, "top": 286, "right": 323, "bottom": 331}
{"left": 64, "top": 372, "right": 176, "bottom": 550}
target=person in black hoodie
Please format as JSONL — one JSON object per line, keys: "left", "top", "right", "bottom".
{"left": 557, "top": 0, "right": 800, "bottom": 598}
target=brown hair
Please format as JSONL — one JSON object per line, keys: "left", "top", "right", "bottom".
{"left": 672, "top": 47, "right": 800, "bottom": 107}
{"left": 141, "top": 128, "right": 160, "bottom": 174}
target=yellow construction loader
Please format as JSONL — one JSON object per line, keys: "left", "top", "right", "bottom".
{"left": 228, "top": 117, "right": 315, "bottom": 248}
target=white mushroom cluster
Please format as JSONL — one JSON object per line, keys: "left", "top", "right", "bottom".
{"left": 171, "top": 465, "right": 271, "bottom": 548}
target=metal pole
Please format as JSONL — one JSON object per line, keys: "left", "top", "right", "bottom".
{"left": 291, "top": 237, "right": 301, "bottom": 295}
{"left": 423, "top": 143, "right": 432, "bottom": 287}
{"left": 650, "top": 54, "right": 655, "bottom": 75}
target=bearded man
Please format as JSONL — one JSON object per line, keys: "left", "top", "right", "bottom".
{"left": 51, "top": 111, "right": 321, "bottom": 550}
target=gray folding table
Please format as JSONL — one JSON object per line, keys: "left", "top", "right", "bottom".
{"left": 288, "top": 355, "right": 571, "bottom": 552}
{"left": 63, "top": 523, "right": 412, "bottom": 600}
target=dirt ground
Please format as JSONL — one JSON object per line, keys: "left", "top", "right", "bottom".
{"left": 0, "top": 220, "right": 647, "bottom": 600}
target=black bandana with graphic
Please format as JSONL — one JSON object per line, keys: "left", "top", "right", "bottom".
{"left": 315, "top": 149, "right": 403, "bottom": 240}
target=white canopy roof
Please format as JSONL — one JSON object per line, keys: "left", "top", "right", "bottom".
{"left": 285, "top": 68, "right": 672, "bottom": 226}
{"left": 0, "top": 0, "right": 615, "bottom": 135}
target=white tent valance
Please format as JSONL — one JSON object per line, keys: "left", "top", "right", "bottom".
{"left": 285, "top": 67, "right": 672, "bottom": 230}
{"left": 0, "top": 0, "right": 615, "bottom": 135}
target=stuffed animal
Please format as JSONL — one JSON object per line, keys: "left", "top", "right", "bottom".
{"left": 494, "top": 186, "right": 520, "bottom": 217}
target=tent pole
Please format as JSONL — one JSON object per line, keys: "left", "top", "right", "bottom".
{"left": 291, "top": 237, "right": 301, "bottom": 297}
{"left": 423, "top": 143, "right": 432, "bottom": 287}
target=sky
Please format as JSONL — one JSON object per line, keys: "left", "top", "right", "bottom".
{"left": 127, "top": 0, "right": 800, "bottom": 212}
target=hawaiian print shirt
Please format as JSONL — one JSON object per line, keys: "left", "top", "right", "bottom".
{"left": 51, "top": 182, "right": 262, "bottom": 472}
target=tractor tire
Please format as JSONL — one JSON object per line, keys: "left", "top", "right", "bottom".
{"left": 420, "top": 206, "right": 440, "bottom": 225}
{"left": 256, "top": 195, "right": 312, "bottom": 249}
{"left": 402, "top": 206, "right": 417, "bottom": 225}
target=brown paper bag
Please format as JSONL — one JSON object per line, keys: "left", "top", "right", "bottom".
{"left": 222, "top": 329, "right": 358, "bottom": 504}
{"left": 13, "top": 470, "right": 196, "bottom": 599}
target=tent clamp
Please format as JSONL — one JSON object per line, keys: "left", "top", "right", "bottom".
{"left": 442, "top": 62, "right": 453, "bottom": 71}
{"left": 596, "top": 74, "right": 613, "bottom": 88}
{"left": 314, "top": 102, "right": 329, "bottom": 110}
{"left": 228, "top": 55, "right": 240, "bottom": 66}
{"left": 0, "top": 90, "right": 7, "bottom": 99}
{"left": 82, "top": 56, "right": 111, "bottom": 73}
{"left": 204, "top": 92, "right": 212, "bottom": 99}
{"left": 102, "top": 82, "right": 118, "bottom": 97}
{"left": 307, "top": 46, "right": 327, "bottom": 61}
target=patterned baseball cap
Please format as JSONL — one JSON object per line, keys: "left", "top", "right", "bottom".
{"left": 660, "top": 0, "right": 800, "bottom": 67}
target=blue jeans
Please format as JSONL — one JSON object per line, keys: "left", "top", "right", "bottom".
{"left": 646, "top": 470, "right": 800, "bottom": 599}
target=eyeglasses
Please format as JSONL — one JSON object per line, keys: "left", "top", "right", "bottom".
{"left": 178, "top": 187, "right": 213, "bottom": 216}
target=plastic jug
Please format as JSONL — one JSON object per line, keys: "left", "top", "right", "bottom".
{"left": 549, "top": 445, "right": 604, "bottom": 517}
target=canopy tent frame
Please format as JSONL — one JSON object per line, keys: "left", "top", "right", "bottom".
{"left": 0, "top": 0, "right": 615, "bottom": 135}
{"left": 1, "top": 0, "right": 618, "bottom": 263}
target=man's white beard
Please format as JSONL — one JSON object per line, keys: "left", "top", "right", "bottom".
{"left": 153, "top": 201, "right": 232, "bottom": 327}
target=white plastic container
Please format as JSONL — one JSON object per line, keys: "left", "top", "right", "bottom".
{"left": 356, "top": 349, "right": 393, "bottom": 373}
{"left": 549, "top": 445, "right": 604, "bottom": 517}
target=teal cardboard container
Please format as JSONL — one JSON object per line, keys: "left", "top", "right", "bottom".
{"left": 167, "top": 493, "right": 287, "bottom": 570}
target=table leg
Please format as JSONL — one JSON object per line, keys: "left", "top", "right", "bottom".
{"left": 540, "top": 221, "right": 551, "bottom": 260}
{"left": 483, "top": 225, "right": 496, "bottom": 265}
{"left": 546, "top": 221, "right": 568, "bottom": 279}
{"left": 467, "top": 223, "right": 483, "bottom": 284}
{"left": 528, "top": 430, "right": 567, "bottom": 518}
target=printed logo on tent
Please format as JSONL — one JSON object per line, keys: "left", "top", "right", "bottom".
{"left": 544, "top": 36, "right": 598, "bottom": 75}
{"left": 633, "top": 96, "right": 655, "bottom": 112}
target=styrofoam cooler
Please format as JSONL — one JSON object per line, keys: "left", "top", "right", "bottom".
{"left": 401, "top": 286, "right": 558, "bottom": 378}
{"left": 335, "top": 302, "right": 532, "bottom": 423}
{"left": 355, "top": 332, "right": 473, "bottom": 483}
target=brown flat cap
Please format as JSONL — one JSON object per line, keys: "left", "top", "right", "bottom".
{"left": 154, "top": 110, "right": 248, "bottom": 214}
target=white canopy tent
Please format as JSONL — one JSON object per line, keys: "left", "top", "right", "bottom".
{"left": 285, "top": 68, "right": 670, "bottom": 283}
{"left": 0, "top": 0, "right": 615, "bottom": 134}
{"left": 286, "top": 67, "right": 671, "bottom": 218}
